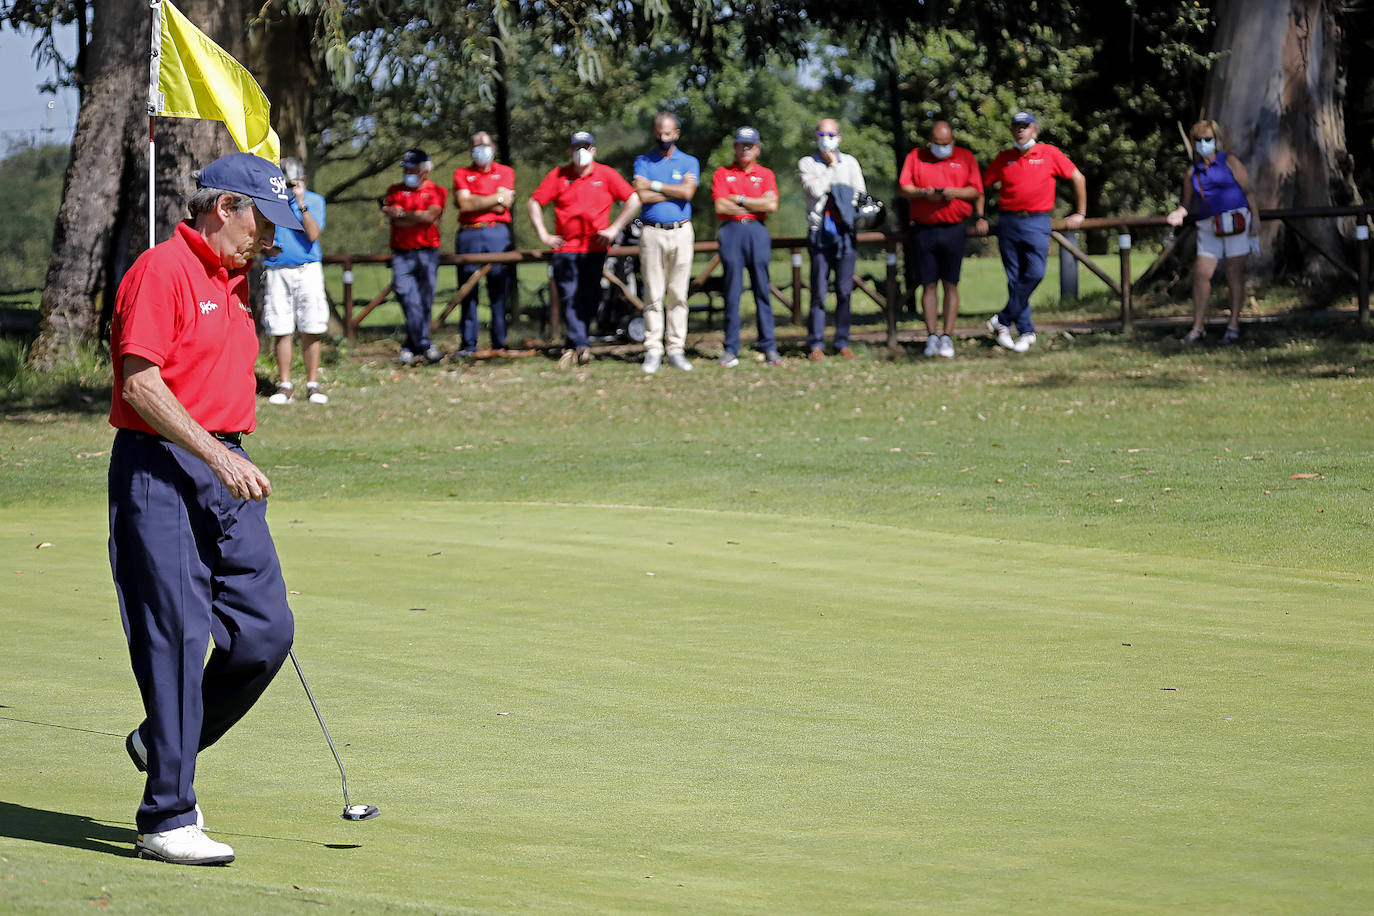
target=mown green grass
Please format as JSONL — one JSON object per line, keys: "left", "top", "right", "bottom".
{"left": 2, "top": 319, "right": 1373, "bottom": 913}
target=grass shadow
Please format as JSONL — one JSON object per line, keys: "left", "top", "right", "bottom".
{"left": 0, "top": 801, "right": 135, "bottom": 857}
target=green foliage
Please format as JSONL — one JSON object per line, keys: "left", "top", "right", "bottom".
{"left": 0, "top": 141, "right": 67, "bottom": 292}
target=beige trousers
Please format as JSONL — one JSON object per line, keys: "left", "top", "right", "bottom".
{"left": 640, "top": 222, "right": 695, "bottom": 355}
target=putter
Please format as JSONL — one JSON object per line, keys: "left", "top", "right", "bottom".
{"left": 289, "top": 648, "right": 380, "bottom": 821}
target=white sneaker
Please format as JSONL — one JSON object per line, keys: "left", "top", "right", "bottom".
{"left": 306, "top": 383, "right": 328, "bottom": 405}
{"left": 135, "top": 824, "right": 233, "bottom": 865}
{"left": 988, "top": 317, "right": 1015, "bottom": 350}
{"left": 268, "top": 382, "right": 292, "bottom": 405}
{"left": 666, "top": 352, "right": 693, "bottom": 372}
{"left": 923, "top": 335, "right": 940, "bottom": 357}
{"left": 938, "top": 335, "right": 956, "bottom": 358}
{"left": 642, "top": 351, "right": 662, "bottom": 374}
{"left": 1013, "top": 332, "right": 1037, "bottom": 353}
{"left": 397, "top": 348, "right": 415, "bottom": 366}
{"left": 718, "top": 353, "right": 739, "bottom": 368}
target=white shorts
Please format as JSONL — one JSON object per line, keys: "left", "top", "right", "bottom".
{"left": 263, "top": 261, "right": 329, "bottom": 336}
{"left": 1196, "top": 208, "right": 1251, "bottom": 261}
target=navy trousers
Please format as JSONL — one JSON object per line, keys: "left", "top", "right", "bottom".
{"left": 109, "top": 430, "right": 294, "bottom": 834}
{"left": 719, "top": 220, "right": 777, "bottom": 355}
{"left": 457, "top": 224, "right": 511, "bottom": 350}
{"left": 392, "top": 247, "right": 440, "bottom": 352}
{"left": 995, "top": 212, "right": 1052, "bottom": 334}
{"left": 552, "top": 251, "right": 607, "bottom": 350}
{"left": 806, "top": 227, "right": 857, "bottom": 350}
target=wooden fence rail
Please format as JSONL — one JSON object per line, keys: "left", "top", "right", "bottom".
{"left": 322, "top": 206, "right": 1374, "bottom": 347}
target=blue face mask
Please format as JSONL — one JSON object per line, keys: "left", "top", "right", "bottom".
{"left": 472, "top": 145, "right": 494, "bottom": 166}
{"left": 403, "top": 173, "right": 420, "bottom": 188}
{"left": 929, "top": 143, "right": 953, "bottom": 160}
{"left": 1194, "top": 138, "right": 1216, "bottom": 158}
{"left": 655, "top": 138, "right": 674, "bottom": 153}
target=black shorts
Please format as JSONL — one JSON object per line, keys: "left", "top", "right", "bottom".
{"left": 908, "top": 221, "right": 968, "bottom": 286}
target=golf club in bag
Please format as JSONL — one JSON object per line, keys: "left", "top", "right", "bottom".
{"left": 289, "top": 649, "right": 379, "bottom": 821}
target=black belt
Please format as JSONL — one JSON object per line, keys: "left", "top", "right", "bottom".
{"left": 1003, "top": 209, "right": 1051, "bottom": 217}
{"left": 644, "top": 220, "right": 690, "bottom": 230}
{"left": 123, "top": 429, "right": 242, "bottom": 446}
{"left": 214, "top": 432, "right": 243, "bottom": 445}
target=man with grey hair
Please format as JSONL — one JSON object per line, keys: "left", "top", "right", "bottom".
{"left": 264, "top": 157, "right": 330, "bottom": 403}
{"left": 799, "top": 117, "right": 866, "bottom": 360}
{"left": 109, "top": 152, "right": 303, "bottom": 865}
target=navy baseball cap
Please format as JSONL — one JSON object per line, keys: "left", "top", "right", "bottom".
{"left": 734, "top": 126, "right": 761, "bottom": 144}
{"left": 401, "top": 148, "right": 431, "bottom": 169}
{"left": 570, "top": 130, "right": 595, "bottom": 147}
{"left": 197, "top": 152, "right": 303, "bottom": 231}
{"left": 1011, "top": 110, "right": 1037, "bottom": 126}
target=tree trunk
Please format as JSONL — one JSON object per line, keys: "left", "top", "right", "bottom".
{"left": 1204, "top": 0, "right": 1360, "bottom": 284}
{"left": 29, "top": 0, "right": 268, "bottom": 368}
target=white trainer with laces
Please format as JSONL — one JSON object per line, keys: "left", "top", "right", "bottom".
{"left": 923, "top": 335, "right": 940, "bottom": 357}
{"left": 988, "top": 317, "right": 1016, "bottom": 350}
{"left": 136, "top": 824, "right": 234, "bottom": 865}
{"left": 938, "top": 334, "right": 956, "bottom": 359}
{"left": 1013, "top": 332, "right": 1037, "bottom": 352}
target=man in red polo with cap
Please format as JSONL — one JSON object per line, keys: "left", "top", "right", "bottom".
{"left": 109, "top": 152, "right": 304, "bottom": 866}
{"left": 383, "top": 148, "right": 447, "bottom": 365}
{"left": 527, "top": 130, "right": 641, "bottom": 367}
{"left": 983, "top": 110, "right": 1087, "bottom": 352}
{"left": 711, "top": 126, "right": 783, "bottom": 367}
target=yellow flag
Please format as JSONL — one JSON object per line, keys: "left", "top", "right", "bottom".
{"left": 151, "top": 0, "right": 281, "bottom": 162}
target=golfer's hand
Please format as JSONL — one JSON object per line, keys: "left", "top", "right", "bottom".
{"left": 211, "top": 448, "right": 272, "bottom": 501}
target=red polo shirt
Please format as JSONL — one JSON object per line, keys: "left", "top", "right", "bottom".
{"left": 899, "top": 146, "right": 983, "bottom": 223}
{"left": 983, "top": 143, "right": 1078, "bottom": 212}
{"left": 109, "top": 222, "right": 258, "bottom": 435}
{"left": 453, "top": 162, "right": 515, "bottom": 226}
{"left": 530, "top": 162, "right": 635, "bottom": 253}
{"left": 384, "top": 180, "right": 447, "bottom": 250}
{"left": 711, "top": 162, "right": 778, "bottom": 223}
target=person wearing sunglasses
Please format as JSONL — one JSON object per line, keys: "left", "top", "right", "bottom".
{"left": 982, "top": 110, "right": 1087, "bottom": 352}
{"left": 798, "top": 118, "right": 868, "bottom": 360}
{"left": 1165, "top": 119, "right": 1260, "bottom": 345}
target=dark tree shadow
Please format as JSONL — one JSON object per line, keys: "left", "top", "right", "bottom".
{"left": 0, "top": 801, "right": 135, "bottom": 857}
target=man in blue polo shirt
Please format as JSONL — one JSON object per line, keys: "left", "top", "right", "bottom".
{"left": 633, "top": 112, "right": 699, "bottom": 373}
{"left": 264, "top": 157, "right": 330, "bottom": 404}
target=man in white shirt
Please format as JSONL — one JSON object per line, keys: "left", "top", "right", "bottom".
{"left": 798, "top": 118, "right": 866, "bottom": 360}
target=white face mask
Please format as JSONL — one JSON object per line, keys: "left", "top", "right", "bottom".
{"left": 929, "top": 143, "right": 953, "bottom": 160}
{"left": 573, "top": 148, "right": 593, "bottom": 167}
{"left": 403, "top": 173, "right": 421, "bottom": 188}
{"left": 1013, "top": 137, "right": 1035, "bottom": 151}
{"left": 1194, "top": 138, "right": 1216, "bottom": 157}
{"left": 472, "top": 145, "right": 495, "bottom": 166}
{"left": 818, "top": 135, "right": 840, "bottom": 153}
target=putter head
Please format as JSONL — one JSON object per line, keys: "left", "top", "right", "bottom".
{"left": 342, "top": 804, "right": 380, "bottom": 821}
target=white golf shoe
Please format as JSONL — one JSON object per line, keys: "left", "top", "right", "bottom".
{"left": 923, "top": 335, "right": 941, "bottom": 357}
{"left": 1013, "top": 332, "right": 1037, "bottom": 353}
{"left": 938, "top": 334, "right": 956, "bottom": 358}
{"left": 642, "top": 351, "right": 662, "bottom": 374}
{"left": 135, "top": 824, "right": 234, "bottom": 865}
{"left": 988, "top": 316, "right": 1016, "bottom": 350}
{"left": 306, "top": 382, "right": 329, "bottom": 405}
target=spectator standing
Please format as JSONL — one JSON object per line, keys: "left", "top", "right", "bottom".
{"left": 632, "top": 112, "right": 699, "bottom": 373}
{"left": 264, "top": 157, "right": 330, "bottom": 403}
{"left": 527, "top": 131, "right": 641, "bottom": 368}
{"left": 453, "top": 131, "right": 515, "bottom": 356}
{"left": 108, "top": 153, "right": 301, "bottom": 865}
{"left": 383, "top": 148, "right": 447, "bottom": 365}
{"left": 982, "top": 110, "right": 1086, "bottom": 352}
{"left": 798, "top": 117, "right": 866, "bottom": 361}
{"left": 712, "top": 126, "right": 782, "bottom": 367}
{"left": 1165, "top": 119, "right": 1261, "bottom": 345}
{"left": 898, "top": 121, "right": 984, "bottom": 359}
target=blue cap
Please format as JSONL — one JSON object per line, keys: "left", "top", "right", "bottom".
{"left": 734, "top": 126, "right": 760, "bottom": 144}
{"left": 570, "top": 130, "right": 595, "bottom": 147}
{"left": 401, "top": 148, "right": 431, "bottom": 169}
{"left": 197, "top": 153, "right": 302, "bottom": 232}
{"left": 1011, "top": 110, "right": 1037, "bottom": 126}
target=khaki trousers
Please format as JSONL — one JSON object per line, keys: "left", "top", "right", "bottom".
{"left": 640, "top": 222, "right": 695, "bottom": 355}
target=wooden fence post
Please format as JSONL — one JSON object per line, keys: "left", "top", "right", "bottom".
{"left": 791, "top": 248, "right": 804, "bottom": 325}
{"left": 343, "top": 256, "right": 355, "bottom": 342}
{"left": 1358, "top": 222, "right": 1370, "bottom": 326}
{"left": 1118, "top": 232, "right": 1133, "bottom": 332}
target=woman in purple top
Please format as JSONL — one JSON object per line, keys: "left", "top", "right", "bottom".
{"left": 1166, "top": 119, "right": 1261, "bottom": 344}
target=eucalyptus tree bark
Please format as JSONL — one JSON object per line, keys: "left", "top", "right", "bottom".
{"left": 1204, "top": 0, "right": 1359, "bottom": 283}
{"left": 28, "top": 0, "right": 286, "bottom": 368}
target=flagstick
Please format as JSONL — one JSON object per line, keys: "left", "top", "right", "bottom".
{"left": 148, "top": 0, "right": 159, "bottom": 250}
{"left": 148, "top": 117, "right": 156, "bottom": 250}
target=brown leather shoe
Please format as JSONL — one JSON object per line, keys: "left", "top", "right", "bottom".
{"left": 808, "top": 348, "right": 824, "bottom": 361}
{"left": 838, "top": 347, "right": 855, "bottom": 360}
